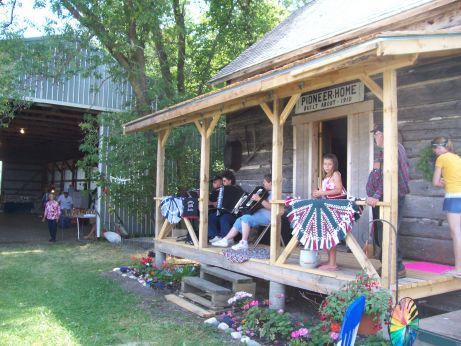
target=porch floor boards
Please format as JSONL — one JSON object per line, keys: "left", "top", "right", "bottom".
{"left": 158, "top": 238, "right": 461, "bottom": 299}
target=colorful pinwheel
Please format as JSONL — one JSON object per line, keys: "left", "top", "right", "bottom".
{"left": 389, "top": 297, "right": 420, "bottom": 346}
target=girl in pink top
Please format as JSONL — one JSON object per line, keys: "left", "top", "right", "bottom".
{"left": 42, "top": 192, "right": 61, "bottom": 242}
{"left": 312, "top": 153, "right": 346, "bottom": 271}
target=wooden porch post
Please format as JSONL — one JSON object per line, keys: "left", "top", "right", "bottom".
{"left": 155, "top": 128, "right": 170, "bottom": 265}
{"left": 382, "top": 70, "right": 399, "bottom": 288}
{"left": 196, "top": 115, "right": 220, "bottom": 249}
{"left": 270, "top": 98, "right": 283, "bottom": 262}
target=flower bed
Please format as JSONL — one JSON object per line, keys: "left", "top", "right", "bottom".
{"left": 210, "top": 273, "right": 390, "bottom": 345}
{"left": 115, "top": 256, "right": 198, "bottom": 290}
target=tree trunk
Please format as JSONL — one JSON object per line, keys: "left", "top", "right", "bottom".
{"left": 172, "top": 0, "right": 186, "bottom": 94}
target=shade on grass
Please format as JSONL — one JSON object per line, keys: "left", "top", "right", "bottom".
{"left": 0, "top": 243, "right": 229, "bottom": 346}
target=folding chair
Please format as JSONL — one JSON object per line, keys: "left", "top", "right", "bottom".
{"left": 336, "top": 295, "right": 366, "bottom": 346}
{"left": 252, "top": 224, "right": 286, "bottom": 249}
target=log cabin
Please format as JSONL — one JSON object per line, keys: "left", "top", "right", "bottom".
{"left": 124, "top": 0, "right": 461, "bottom": 302}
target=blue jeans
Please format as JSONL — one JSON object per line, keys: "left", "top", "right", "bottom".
{"left": 372, "top": 196, "right": 405, "bottom": 271}
{"left": 208, "top": 212, "right": 236, "bottom": 238}
{"left": 47, "top": 219, "right": 57, "bottom": 241}
{"left": 232, "top": 212, "right": 271, "bottom": 233}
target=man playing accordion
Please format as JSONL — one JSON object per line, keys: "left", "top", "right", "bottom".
{"left": 208, "top": 170, "right": 243, "bottom": 243}
{"left": 212, "top": 174, "right": 272, "bottom": 250}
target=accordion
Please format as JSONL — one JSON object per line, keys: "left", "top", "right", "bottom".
{"left": 215, "top": 185, "right": 244, "bottom": 215}
{"left": 232, "top": 186, "right": 269, "bottom": 216}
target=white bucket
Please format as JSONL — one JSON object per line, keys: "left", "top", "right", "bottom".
{"left": 299, "top": 249, "right": 319, "bottom": 268}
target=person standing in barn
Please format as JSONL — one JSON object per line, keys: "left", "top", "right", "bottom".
{"left": 431, "top": 136, "right": 461, "bottom": 278}
{"left": 366, "top": 124, "right": 410, "bottom": 278}
{"left": 42, "top": 192, "right": 61, "bottom": 242}
{"left": 57, "top": 190, "right": 73, "bottom": 227}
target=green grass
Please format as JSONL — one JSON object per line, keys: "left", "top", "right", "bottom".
{"left": 0, "top": 243, "right": 230, "bottom": 346}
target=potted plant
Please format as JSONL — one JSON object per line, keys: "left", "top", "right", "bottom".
{"left": 318, "top": 273, "right": 392, "bottom": 336}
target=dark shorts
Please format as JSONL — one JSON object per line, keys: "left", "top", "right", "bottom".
{"left": 443, "top": 198, "right": 461, "bottom": 213}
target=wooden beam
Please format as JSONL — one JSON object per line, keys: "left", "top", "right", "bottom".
{"left": 198, "top": 119, "right": 212, "bottom": 249}
{"left": 279, "top": 93, "right": 301, "bottom": 125}
{"left": 155, "top": 239, "right": 354, "bottom": 293}
{"left": 183, "top": 218, "right": 199, "bottom": 248}
{"left": 125, "top": 54, "right": 418, "bottom": 133}
{"left": 155, "top": 129, "right": 169, "bottom": 239}
{"left": 381, "top": 69, "right": 399, "bottom": 289}
{"left": 360, "top": 74, "right": 383, "bottom": 102}
{"left": 260, "top": 102, "right": 274, "bottom": 124}
{"left": 270, "top": 98, "right": 283, "bottom": 262}
{"left": 344, "top": 233, "right": 378, "bottom": 278}
{"left": 158, "top": 219, "right": 173, "bottom": 239}
{"left": 377, "top": 35, "right": 461, "bottom": 56}
{"left": 276, "top": 236, "right": 299, "bottom": 265}
{"left": 194, "top": 120, "right": 204, "bottom": 136}
{"left": 274, "top": 55, "right": 418, "bottom": 100}
{"left": 206, "top": 114, "right": 220, "bottom": 139}
{"left": 395, "top": 277, "right": 461, "bottom": 301}
{"left": 160, "top": 128, "right": 171, "bottom": 147}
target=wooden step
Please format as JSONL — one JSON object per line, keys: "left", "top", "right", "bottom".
{"left": 201, "top": 265, "right": 254, "bottom": 283}
{"left": 182, "top": 292, "right": 229, "bottom": 311}
{"left": 164, "top": 294, "right": 215, "bottom": 318}
{"left": 200, "top": 265, "right": 256, "bottom": 295}
{"left": 182, "top": 276, "right": 232, "bottom": 294}
{"left": 181, "top": 276, "right": 232, "bottom": 307}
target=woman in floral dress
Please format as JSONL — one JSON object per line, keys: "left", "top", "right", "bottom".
{"left": 42, "top": 192, "right": 61, "bottom": 242}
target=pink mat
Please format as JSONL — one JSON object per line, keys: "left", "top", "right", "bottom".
{"left": 404, "top": 261, "right": 454, "bottom": 273}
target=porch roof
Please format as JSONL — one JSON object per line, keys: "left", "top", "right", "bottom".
{"left": 124, "top": 32, "right": 461, "bottom": 134}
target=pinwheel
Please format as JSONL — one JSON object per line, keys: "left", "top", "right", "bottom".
{"left": 389, "top": 297, "right": 420, "bottom": 346}
{"left": 286, "top": 198, "right": 361, "bottom": 250}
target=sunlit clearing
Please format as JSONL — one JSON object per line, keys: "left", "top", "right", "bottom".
{"left": 2, "top": 306, "right": 79, "bottom": 345}
{"left": 1, "top": 249, "right": 45, "bottom": 256}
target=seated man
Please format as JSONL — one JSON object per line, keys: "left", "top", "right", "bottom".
{"left": 212, "top": 174, "right": 272, "bottom": 250}
{"left": 209, "top": 175, "right": 223, "bottom": 210}
{"left": 208, "top": 170, "right": 242, "bottom": 243}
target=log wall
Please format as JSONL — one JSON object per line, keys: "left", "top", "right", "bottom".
{"left": 226, "top": 55, "right": 461, "bottom": 265}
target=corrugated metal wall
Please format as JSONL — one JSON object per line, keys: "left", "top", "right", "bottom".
{"left": 19, "top": 41, "right": 133, "bottom": 111}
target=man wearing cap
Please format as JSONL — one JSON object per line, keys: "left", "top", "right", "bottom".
{"left": 366, "top": 124, "right": 410, "bottom": 278}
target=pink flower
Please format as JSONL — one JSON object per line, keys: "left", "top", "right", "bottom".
{"left": 298, "top": 328, "right": 309, "bottom": 337}
{"left": 291, "top": 330, "right": 300, "bottom": 339}
{"left": 243, "top": 304, "right": 250, "bottom": 310}
{"left": 330, "top": 332, "right": 339, "bottom": 341}
{"left": 278, "top": 309, "right": 284, "bottom": 314}
{"left": 249, "top": 300, "right": 259, "bottom": 307}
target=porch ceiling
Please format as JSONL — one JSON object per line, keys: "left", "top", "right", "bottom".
{"left": 124, "top": 32, "right": 461, "bottom": 134}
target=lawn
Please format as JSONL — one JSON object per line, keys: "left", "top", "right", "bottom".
{"left": 0, "top": 242, "right": 231, "bottom": 346}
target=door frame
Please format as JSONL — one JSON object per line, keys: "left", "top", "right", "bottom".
{"left": 292, "top": 100, "right": 374, "bottom": 200}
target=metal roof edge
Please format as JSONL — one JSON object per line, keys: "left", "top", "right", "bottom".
{"left": 208, "top": 0, "right": 457, "bottom": 86}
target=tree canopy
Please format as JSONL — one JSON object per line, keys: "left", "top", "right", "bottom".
{"left": 1, "top": 0, "right": 308, "bottom": 216}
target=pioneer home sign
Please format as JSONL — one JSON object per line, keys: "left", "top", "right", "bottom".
{"left": 295, "top": 82, "right": 364, "bottom": 114}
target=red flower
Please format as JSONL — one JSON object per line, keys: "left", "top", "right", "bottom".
{"left": 321, "top": 325, "right": 328, "bottom": 332}
{"left": 330, "top": 322, "right": 341, "bottom": 333}
{"left": 320, "top": 314, "right": 327, "bottom": 321}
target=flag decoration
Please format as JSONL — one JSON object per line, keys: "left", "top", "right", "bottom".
{"left": 160, "top": 196, "right": 183, "bottom": 224}
{"left": 286, "top": 198, "right": 361, "bottom": 250}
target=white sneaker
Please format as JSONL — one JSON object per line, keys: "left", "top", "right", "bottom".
{"left": 212, "top": 238, "right": 231, "bottom": 247}
{"left": 209, "top": 236, "right": 222, "bottom": 243}
{"left": 231, "top": 240, "right": 248, "bottom": 251}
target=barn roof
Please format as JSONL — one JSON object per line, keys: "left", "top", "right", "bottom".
{"left": 209, "top": 0, "right": 453, "bottom": 85}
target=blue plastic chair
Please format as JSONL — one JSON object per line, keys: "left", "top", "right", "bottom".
{"left": 336, "top": 295, "right": 366, "bottom": 346}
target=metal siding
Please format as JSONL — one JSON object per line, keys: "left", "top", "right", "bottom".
{"left": 20, "top": 42, "right": 132, "bottom": 111}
